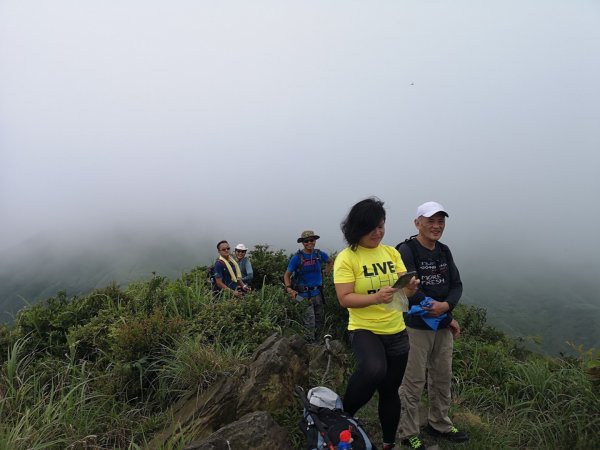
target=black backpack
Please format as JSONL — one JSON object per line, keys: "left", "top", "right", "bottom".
{"left": 395, "top": 235, "right": 450, "bottom": 270}
{"left": 296, "top": 386, "right": 376, "bottom": 450}
{"left": 207, "top": 261, "right": 221, "bottom": 294}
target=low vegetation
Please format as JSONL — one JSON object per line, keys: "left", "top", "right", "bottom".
{"left": 0, "top": 245, "right": 598, "bottom": 449}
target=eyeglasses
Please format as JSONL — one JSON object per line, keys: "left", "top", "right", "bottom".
{"left": 303, "top": 239, "right": 316, "bottom": 243}
{"left": 235, "top": 250, "right": 247, "bottom": 253}
{"left": 220, "top": 247, "right": 230, "bottom": 251}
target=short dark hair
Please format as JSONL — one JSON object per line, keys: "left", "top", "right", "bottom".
{"left": 341, "top": 197, "right": 386, "bottom": 250}
{"left": 216, "top": 240, "right": 228, "bottom": 250}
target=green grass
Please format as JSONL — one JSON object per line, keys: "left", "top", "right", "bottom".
{"left": 0, "top": 246, "right": 597, "bottom": 449}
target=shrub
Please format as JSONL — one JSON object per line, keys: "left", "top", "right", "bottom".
{"left": 248, "top": 244, "right": 289, "bottom": 289}
{"left": 67, "top": 308, "right": 120, "bottom": 362}
{"left": 110, "top": 309, "right": 187, "bottom": 363}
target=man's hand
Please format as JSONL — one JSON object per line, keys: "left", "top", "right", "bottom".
{"left": 232, "top": 289, "right": 243, "bottom": 298}
{"left": 423, "top": 300, "right": 450, "bottom": 317}
{"left": 448, "top": 319, "right": 461, "bottom": 339}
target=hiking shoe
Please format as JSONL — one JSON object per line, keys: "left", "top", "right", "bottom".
{"left": 426, "top": 424, "right": 469, "bottom": 443}
{"left": 401, "top": 435, "right": 427, "bottom": 449}
{"left": 382, "top": 443, "right": 396, "bottom": 450}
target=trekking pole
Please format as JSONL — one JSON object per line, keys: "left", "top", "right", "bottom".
{"left": 324, "top": 334, "right": 332, "bottom": 351}
{"left": 322, "top": 334, "right": 333, "bottom": 384}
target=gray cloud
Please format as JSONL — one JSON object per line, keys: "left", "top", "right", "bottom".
{"left": 1, "top": 0, "right": 598, "bottom": 266}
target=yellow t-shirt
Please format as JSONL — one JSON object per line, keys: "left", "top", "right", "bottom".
{"left": 333, "top": 244, "right": 407, "bottom": 335}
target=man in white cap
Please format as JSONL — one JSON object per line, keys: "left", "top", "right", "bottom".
{"left": 213, "top": 240, "right": 249, "bottom": 297}
{"left": 283, "top": 230, "right": 332, "bottom": 342}
{"left": 234, "top": 243, "right": 253, "bottom": 286}
{"left": 396, "top": 202, "right": 468, "bottom": 449}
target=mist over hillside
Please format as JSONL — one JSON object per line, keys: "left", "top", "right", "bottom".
{"left": 0, "top": 229, "right": 214, "bottom": 320}
{"left": 1, "top": 230, "right": 598, "bottom": 356}
{"left": 460, "top": 254, "right": 599, "bottom": 355}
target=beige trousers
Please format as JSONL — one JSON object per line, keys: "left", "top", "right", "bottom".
{"left": 398, "top": 327, "right": 454, "bottom": 438}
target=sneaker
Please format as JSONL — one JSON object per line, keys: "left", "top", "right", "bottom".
{"left": 401, "top": 435, "right": 428, "bottom": 449}
{"left": 426, "top": 424, "right": 469, "bottom": 443}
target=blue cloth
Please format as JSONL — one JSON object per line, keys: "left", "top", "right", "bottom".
{"left": 287, "top": 250, "right": 329, "bottom": 299}
{"left": 407, "top": 297, "right": 448, "bottom": 331}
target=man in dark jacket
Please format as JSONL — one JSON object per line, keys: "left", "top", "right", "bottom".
{"left": 397, "top": 202, "right": 468, "bottom": 449}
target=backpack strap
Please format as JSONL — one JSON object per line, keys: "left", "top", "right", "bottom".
{"left": 395, "top": 234, "right": 418, "bottom": 252}
{"left": 396, "top": 235, "right": 419, "bottom": 270}
{"left": 397, "top": 236, "right": 451, "bottom": 275}
{"left": 297, "top": 249, "right": 305, "bottom": 267}
{"left": 290, "top": 250, "right": 303, "bottom": 289}
{"left": 292, "top": 249, "right": 324, "bottom": 288}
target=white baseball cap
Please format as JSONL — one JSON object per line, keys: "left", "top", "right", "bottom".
{"left": 235, "top": 243, "right": 248, "bottom": 251}
{"left": 416, "top": 201, "right": 449, "bottom": 219}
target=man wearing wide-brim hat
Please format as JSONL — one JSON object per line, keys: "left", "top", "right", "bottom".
{"left": 296, "top": 230, "right": 320, "bottom": 243}
{"left": 284, "top": 230, "right": 332, "bottom": 342}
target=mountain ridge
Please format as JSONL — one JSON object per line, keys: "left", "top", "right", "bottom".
{"left": 1, "top": 232, "right": 598, "bottom": 355}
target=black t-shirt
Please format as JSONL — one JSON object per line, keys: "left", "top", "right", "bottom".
{"left": 398, "top": 238, "right": 463, "bottom": 330}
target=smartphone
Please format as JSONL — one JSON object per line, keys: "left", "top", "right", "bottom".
{"left": 392, "top": 271, "right": 417, "bottom": 289}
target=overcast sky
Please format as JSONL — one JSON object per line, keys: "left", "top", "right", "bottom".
{"left": 1, "top": 1, "right": 599, "bottom": 271}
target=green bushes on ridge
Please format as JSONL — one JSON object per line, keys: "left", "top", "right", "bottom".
{"left": 0, "top": 244, "right": 597, "bottom": 449}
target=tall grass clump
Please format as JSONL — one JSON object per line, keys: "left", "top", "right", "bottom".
{"left": 155, "top": 336, "right": 250, "bottom": 402}
{"left": 453, "top": 305, "right": 600, "bottom": 450}
{"left": 0, "top": 337, "right": 153, "bottom": 449}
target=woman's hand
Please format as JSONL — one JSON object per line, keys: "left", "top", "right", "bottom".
{"left": 403, "top": 276, "right": 420, "bottom": 297}
{"left": 336, "top": 282, "right": 396, "bottom": 308}
{"left": 375, "top": 286, "right": 396, "bottom": 304}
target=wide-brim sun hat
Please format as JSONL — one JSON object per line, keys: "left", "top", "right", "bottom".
{"left": 297, "top": 230, "right": 320, "bottom": 243}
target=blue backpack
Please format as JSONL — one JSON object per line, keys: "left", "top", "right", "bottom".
{"left": 290, "top": 249, "right": 323, "bottom": 289}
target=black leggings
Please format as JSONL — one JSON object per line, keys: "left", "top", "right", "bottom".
{"left": 343, "top": 329, "right": 409, "bottom": 444}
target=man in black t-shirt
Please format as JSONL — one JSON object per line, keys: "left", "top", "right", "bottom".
{"left": 397, "top": 202, "right": 468, "bottom": 450}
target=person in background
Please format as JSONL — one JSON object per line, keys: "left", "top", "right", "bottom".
{"left": 214, "top": 240, "right": 250, "bottom": 298}
{"left": 234, "top": 243, "right": 253, "bottom": 286}
{"left": 284, "top": 230, "right": 332, "bottom": 342}
{"left": 397, "top": 201, "right": 467, "bottom": 449}
{"left": 333, "top": 198, "right": 419, "bottom": 450}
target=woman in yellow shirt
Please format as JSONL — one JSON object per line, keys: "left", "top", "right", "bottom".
{"left": 334, "top": 198, "right": 419, "bottom": 450}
